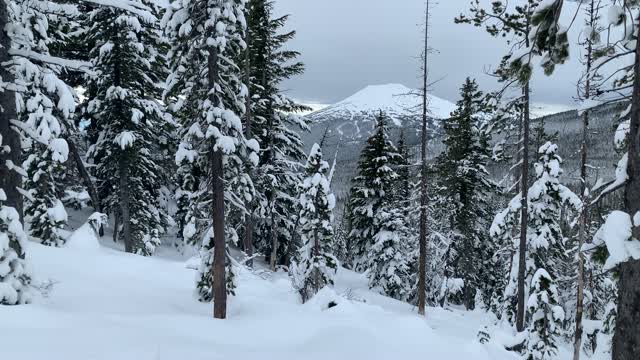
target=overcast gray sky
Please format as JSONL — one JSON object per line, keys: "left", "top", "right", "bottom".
{"left": 274, "top": 0, "right": 586, "bottom": 114}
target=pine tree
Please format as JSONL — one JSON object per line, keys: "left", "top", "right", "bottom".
{"left": 10, "top": 0, "right": 78, "bottom": 247}
{"left": 164, "top": 0, "right": 256, "bottom": 318}
{"left": 367, "top": 205, "right": 412, "bottom": 300}
{"left": 0, "top": 188, "right": 32, "bottom": 305}
{"left": 84, "top": 0, "right": 169, "bottom": 256}
{"left": 456, "top": 0, "right": 567, "bottom": 331}
{"left": 291, "top": 144, "right": 338, "bottom": 303}
{"left": 347, "top": 112, "right": 402, "bottom": 271}
{"left": 525, "top": 268, "right": 565, "bottom": 360}
{"left": 491, "top": 142, "right": 582, "bottom": 354}
{"left": 346, "top": 112, "right": 411, "bottom": 299}
{"left": 1, "top": 0, "right": 81, "bottom": 304}
{"left": 244, "top": 0, "right": 309, "bottom": 269}
{"left": 434, "top": 78, "right": 498, "bottom": 310}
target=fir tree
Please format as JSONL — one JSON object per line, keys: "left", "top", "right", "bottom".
{"left": 347, "top": 112, "right": 402, "bottom": 271}
{"left": 434, "top": 78, "right": 498, "bottom": 310}
{"left": 525, "top": 268, "right": 565, "bottom": 360}
{"left": 84, "top": 0, "right": 170, "bottom": 256}
{"left": 346, "top": 112, "right": 411, "bottom": 299}
{"left": 164, "top": 0, "right": 256, "bottom": 317}
{"left": 291, "top": 144, "right": 338, "bottom": 303}
{"left": 244, "top": 0, "right": 309, "bottom": 269}
{"left": 491, "top": 142, "right": 581, "bottom": 354}
{"left": 1, "top": 0, "right": 79, "bottom": 304}
{"left": 367, "top": 205, "right": 412, "bottom": 300}
{"left": 10, "top": 0, "right": 77, "bottom": 247}
{"left": 0, "top": 184, "right": 32, "bottom": 305}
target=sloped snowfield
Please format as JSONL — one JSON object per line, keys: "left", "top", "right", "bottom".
{"left": 1, "top": 236, "right": 533, "bottom": 360}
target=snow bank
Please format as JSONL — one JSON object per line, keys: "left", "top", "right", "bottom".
{"left": 0, "top": 234, "right": 522, "bottom": 360}
{"left": 65, "top": 213, "right": 107, "bottom": 252}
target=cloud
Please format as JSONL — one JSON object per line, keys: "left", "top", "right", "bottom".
{"left": 274, "top": 0, "right": 585, "bottom": 108}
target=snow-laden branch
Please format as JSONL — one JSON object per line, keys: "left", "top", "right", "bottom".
{"left": 9, "top": 48, "right": 93, "bottom": 73}
{"left": 81, "top": 0, "right": 157, "bottom": 23}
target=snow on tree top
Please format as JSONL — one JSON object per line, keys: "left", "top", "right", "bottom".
{"left": 308, "top": 83, "right": 456, "bottom": 124}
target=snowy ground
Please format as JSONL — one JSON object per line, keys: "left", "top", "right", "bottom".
{"left": 1, "top": 217, "right": 560, "bottom": 360}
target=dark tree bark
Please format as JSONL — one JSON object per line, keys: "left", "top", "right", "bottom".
{"left": 112, "top": 210, "right": 120, "bottom": 243}
{"left": 208, "top": 45, "right": 227, "bottom": 320}
{"left": 612, "top": 18, "right": 640, "bottom": 360}
{"left": 417, "top": 0, "right": 430, "bottom": 317}
{"left": 119, "top": 157, "right": 132, "bottom": 252}
{"left": 66, "top": 136, "right": 101, "bottom": 212}
{"left": 66, "top": 136, "right": 104, "bottom": 236}
{"left": 516, "top": 82, "right": 531, "bottom": 332}
{"left": 0, "top": 2, "right": 23, "bottom": 234}
{"left": 243, "top": 16, "right": 254, "bottom": 268}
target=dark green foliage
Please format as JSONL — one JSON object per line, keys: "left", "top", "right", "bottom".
{"left": 434, "top": 78, "right": 498, "bottom": 309}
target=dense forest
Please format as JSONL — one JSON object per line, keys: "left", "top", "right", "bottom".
{"left": 0, "top": 1, "right": 639, "bottom": 359}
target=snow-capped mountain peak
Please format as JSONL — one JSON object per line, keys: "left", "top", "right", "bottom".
{"left": 308, "top": 83, "right": 456, "bottom": 123}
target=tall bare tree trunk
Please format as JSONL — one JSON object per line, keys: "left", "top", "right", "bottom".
{"left": 243, "top": 17, "right": 254, "bottom": 268}
{"left": 612, "top": 17, "right": 640, "bottom": 360}
{"left": 574, "top": 4, "right": 595, "bottom": 357}
{"left": 0, "top": 3, "right": 23, "bottom": 233}
{"left": 516, "top": 81, "right": 531, "bottom": 332}
{"left": 208, "top": 45, "right": 227, "bottom": 320}
{"left": 417, "top": 0, "right": 430, "bottom": 317}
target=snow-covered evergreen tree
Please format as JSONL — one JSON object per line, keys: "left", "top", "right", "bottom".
{"left": 8, "top": 0, "right": 78, "bottom": 247}
{"left": 367, "top": 205, "right": 412, "bottom": 300}
{"left": 291, "top": 144, "right": 337, "bottom": 303}
{"left": 433, "top": 78, "right": 498, "bottom": 309}
{"left": 491, "top": 142, "right": 581, "bottom": 354}
{"left": 345, "top": 112, "right": 411, "bottom": 299}
{"left": 347, "top": 112, "right": 403, "bottom": 271}
{"left": 245, "top": 0, "right": 309, "bottom": 268}
{"left": 0, "top": 0, "right": 78, "bottom": 303}
{"left": 525, "top": 268, "right": 565, "bottom": 360}
{"left": 163, "top": 0, "right": 257, "bottom": 307}
{"left": 84, "top": 0, "right": 169, "bottom": 256}
{"left": 0, "top": 177, "right": 32, "bottom": 305}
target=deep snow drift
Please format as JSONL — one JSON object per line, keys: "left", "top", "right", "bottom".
{"left": 0, "top": 232, "right": 575, "bottom": 360}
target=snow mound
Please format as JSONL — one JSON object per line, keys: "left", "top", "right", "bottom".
{"left": 65, "top": 213, "right": 107, "bottom": 252}
{"left": 304, "top": 286, "right": 355, "bottom": 313}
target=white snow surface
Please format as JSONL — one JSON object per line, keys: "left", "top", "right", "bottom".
{"left": 309, "top": 84, "right": 456, "bottom": 124}
{"left": 1, "top": 233, "right": 529, "bottom": 360}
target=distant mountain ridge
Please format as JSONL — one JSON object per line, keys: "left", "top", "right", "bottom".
{"left": 301, "top": 85, "right": 625, "bottom": 212}
{"left": 302, "top": 84, "right": 456, "bottom": 200}
{"left": 308, "top": 83, "right": 456, "bottom": 127}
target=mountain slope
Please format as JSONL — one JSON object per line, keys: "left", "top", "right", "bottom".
{"left": 309, "top": 83, "right": 456, "bottom": 126}
{"left": 302, "top": 84, "right": 455, "bottom": 199}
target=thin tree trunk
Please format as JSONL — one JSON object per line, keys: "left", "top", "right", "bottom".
{"left": 119, "top": 157, "right": 132, "bottom": 252}
{"left": 417, "top": 0, "right": 430, "bottom": 317}
{"left": 208, "top": 45, "right": 227, "bottom": 320}
{"left": 66, "top": 136, "right": 104, "bottom": 236}
{"left": 612, "top": 16, "right": 640, "bottom": 360}
{"left": 0, "top": 2, "right": 23, "bottom": 234}
{"left": 516, "top": 81, "right": 531, "bottom": 332}
{"left": 573, "top": 109, "right": 589, "bottom": 360}
{"left": 243, "top": 18, "right": 254, "bottom": 268}
{"left": 113, "top": 211, "right": 120, "bottom": 243}
{"left": 66, "top": 136, "right": 100, "bottom": 212}
{"left": 574, "top": 4, "right": 594, "bottom": 357}
{"left": 269, "top": 209, "right": 278, "bottom": 271}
